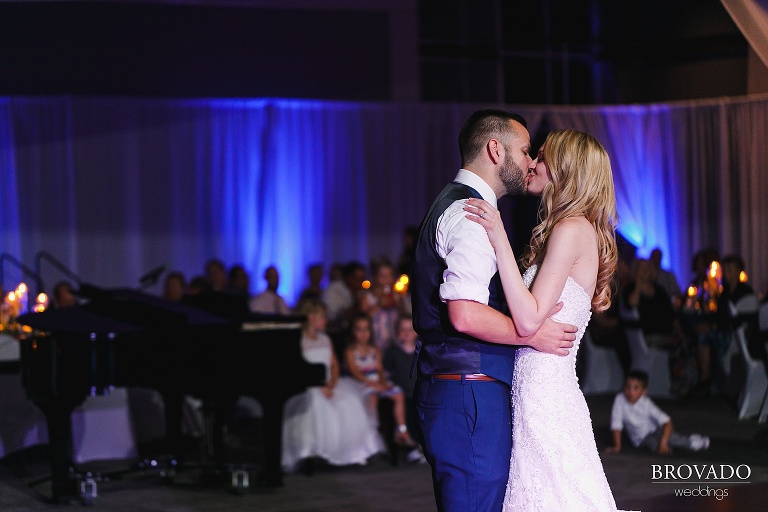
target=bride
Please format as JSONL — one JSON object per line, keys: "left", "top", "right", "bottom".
{"left": 465, "top": 129, "right": 636, "bottom": 511}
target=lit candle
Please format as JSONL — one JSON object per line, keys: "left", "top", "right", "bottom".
{"left": 706, "top": 261, "right": 721, "bottom": 312}
{"left": 395, "top": 274, "right": 409, "bottom": 294}
{"left": 35, "top": 292, "right": 49, "bottom": 312}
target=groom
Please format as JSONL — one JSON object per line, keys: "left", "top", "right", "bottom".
{"left": 410, "top": 109, "right": 576, "bottom": 512}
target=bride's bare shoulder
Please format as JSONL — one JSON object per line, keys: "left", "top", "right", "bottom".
{"left": 550, "top": 216, "right": 594, "bottom": 243}
{"left": 555, "top": 215, "right": 591, "bottom": 229}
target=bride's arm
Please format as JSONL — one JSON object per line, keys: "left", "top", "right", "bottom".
{"left": 464, "top": 198, "right": 577, "bottom": 337}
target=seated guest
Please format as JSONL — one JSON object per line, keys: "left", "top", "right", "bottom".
{"left": 585, "top": 257, "right": 632, "bottom": 377}
{"left": 344, "top": 312, "right": 416, "bottom": 449}
{"left": 721, "top": 254, "right": 759, "bottom": 317}
{"left": 282, "top": 300, "right": 385, "bottom": 473}
{"left": 622, "top": 258, "right": 683, "bottom": 349}
{"left": 694, "top": 254, "right": 764, "bottom": 396}
{"left": 162, "top": 271, "right": 187, "bottom": 302}
{"left": 383, "top": 314, "right": 426, "bottom": 464}
{"left": 688, "top": 247, "right": 720, "bottom": 294}
{"left": 224, "top": 264, "right": 250, "bottom": 298}
{"left": 649, "top": 247, "right": 682, "bottom": 308}
{"left": 186, "top": 275, "right": 211, "bottom": 296}
{"left": 182, "top": 274, "right": 249, "bottom": 321}
{"left": 588, "top": 305, "right": 632, "bottom": 377}
{"left": 328, "top": 262, "right": 343, "bottom": 283}
{"left": 623, "top": 258, "right": 693, "bottom": 394}
{"left": 294, "top": 263, "right": 325, "bottom": 313}
{"left": 249, "top": 265, "right": 292, "bottom": 315}
{"left": 321, "top": 260, "right": 367, "bottom": 334}
{"left": 52, "top": 280, "right": 78, "bottom": 309}
{"left": 204, "top": 258, "right": 229, "bottom": 292}
{"left": 366, "top": 260, "right": 409, "bottom": 353}
{"left": 716, "top": 256, "right": 768, "bottom": 373}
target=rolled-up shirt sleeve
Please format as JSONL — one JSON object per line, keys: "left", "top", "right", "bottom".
{"left": 437, "top": 199, "right": 497, "bottom": 304}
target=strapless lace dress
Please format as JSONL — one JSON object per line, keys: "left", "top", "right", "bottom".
{"left": 503, "top": 265, "right": 638, "bottom": 512}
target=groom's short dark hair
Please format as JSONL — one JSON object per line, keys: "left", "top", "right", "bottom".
{"left": 458, "top": 109, "right": 527, "bottom": 166}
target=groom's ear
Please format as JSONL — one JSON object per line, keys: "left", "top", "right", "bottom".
{"left": 487, "top": 138, "right": 502, "bottom": 164}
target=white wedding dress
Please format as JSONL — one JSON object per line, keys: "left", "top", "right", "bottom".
{"left": 281, "top": 332, "right": 385, "bottom": 472}
{"left": 503, "top": 265, "right": 636, "bottom": 512}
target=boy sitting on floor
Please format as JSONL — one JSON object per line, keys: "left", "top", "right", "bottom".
{"left": 605, "top": 370, "right": 710, "bottom": 455}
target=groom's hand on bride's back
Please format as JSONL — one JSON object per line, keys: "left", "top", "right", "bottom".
{"left": 526, "top": 301, "right": 576, "bottom": 356}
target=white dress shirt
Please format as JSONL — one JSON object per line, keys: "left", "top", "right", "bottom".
{"left": 610, "top": 393, "right": 671, "bottom": 446}
{"left": 437, "top": 169, "right": 498, "bottom": 305}
{"left": 249, "top": 289, "right": 292, "bottom": 315}
{"left": 321, "top": 280, "right": 353, "bottom": 324}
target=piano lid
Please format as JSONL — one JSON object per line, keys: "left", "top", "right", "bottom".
{"left": 17, "top": 307, "right": 142, "bottom": 334}
{"left": 78, "top": 283, "right": 232, "bottom": 328}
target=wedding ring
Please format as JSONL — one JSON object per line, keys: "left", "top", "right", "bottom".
{"left": 480, "top": 212, "right": 485, "bottom": 219}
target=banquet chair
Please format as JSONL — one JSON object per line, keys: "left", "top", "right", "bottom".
{"left": 128, "top": 388, "right": 207, "bottom": 448}
{"left": 734, "top": 294, "right": 760, "bottom": 316}
{"left": 579, "top": 329, "right": 624, "bottom": 395}
{"left": 728, "top": 301, "right": 768, "bottom": 420}
{"left": 760, "top": 392, "right": 768, "bottom": 424}
{"left": 759, "top": 301, "right": 768, "bottom": 331}
{"left": 720, "top": 295, "right": 758, "bottom": 376}
{"left": 0, "top": 332, "right": 19, "bottom": 362}
{"left": 619, "top": 305, "right": 672, "bottom": 398}
{"left": 759, "top": 301, "right": 768, "bottom": 355}
{"left": 71, "top": 387, "right": 139, "bottom": 463}
{"left": 0, "top": 333, "right": 49, "bottom": 459}
{"left": 756, "top": 302, "right": 768, "bottom": 423}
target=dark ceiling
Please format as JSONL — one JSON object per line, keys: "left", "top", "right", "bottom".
{"left": 420, "top": 0, "right": 748, "bottom": 104}
{"left": 0, "top": 0, "right": 749, "bottom": 104}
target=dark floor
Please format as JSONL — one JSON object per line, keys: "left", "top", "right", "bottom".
{"left": 1, "top": 393, "right": 767, "bottom": 512}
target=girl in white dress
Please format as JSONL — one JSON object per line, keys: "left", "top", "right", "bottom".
{"left": 465, "top": 130, "right": 637, "bottom": 511}
{"left": 281, "top": 300, "right": 385, "bottom": 472}
{"left": 344, "top": 312, "right": 417, "bottom": 448}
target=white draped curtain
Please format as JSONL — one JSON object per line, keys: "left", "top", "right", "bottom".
{"left": 2, "top": 95, "right": 768, "bottom": 306}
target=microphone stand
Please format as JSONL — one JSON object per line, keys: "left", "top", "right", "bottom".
{"left": 34, "top": 250, "right": 82, "bottom": 296}
{"left": 138, "top": 264, "right": 167, "bottom": 291}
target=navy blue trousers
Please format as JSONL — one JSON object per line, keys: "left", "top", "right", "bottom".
{"left": 414, "top": 376, "right": 512, "bottom": 512}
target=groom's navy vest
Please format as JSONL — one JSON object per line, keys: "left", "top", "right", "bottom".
{"left": 411, "top": 182, "right": 516, "bottom": 386}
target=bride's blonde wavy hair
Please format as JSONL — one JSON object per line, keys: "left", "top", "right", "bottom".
{"left": 521, "top": 129, "right": 618, "bottom": 312}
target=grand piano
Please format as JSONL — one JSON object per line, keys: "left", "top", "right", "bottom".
{"left": 17, "top": 284, "right": 326, "bottom": 503}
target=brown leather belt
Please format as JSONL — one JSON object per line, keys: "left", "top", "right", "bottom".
{"left": 431, "top": 373, "right": 498, "bottom": 382}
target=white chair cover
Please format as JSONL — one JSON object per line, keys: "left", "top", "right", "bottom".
{"left": 755, "top": 302, "right": 768, "bottom": 423}
{"left": 619, "top": 305, "right": 673, "bottom": 398}
{"left": 71, "top": 387, "right": 139, "bottom": 463}
{"left": 580, "top": 329, "right": 624, "bottom": 395}
{"left": 728, "top": 302, "right": 768, "bottom": 420}
{"left": 0, "top": 333, "right": 49, "bottom": 459}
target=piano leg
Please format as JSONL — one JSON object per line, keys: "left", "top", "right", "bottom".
{"left": 257, "top": 398, "right": 284, "bottom": 487}
{"left": 40, "top": 400, "right": 79, "bottom": 503}
{"left": 162, "top": 389, "right": 185, "bottom": 463}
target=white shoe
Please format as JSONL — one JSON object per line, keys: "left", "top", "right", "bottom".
{"left": 407, "top": 448, "right": 427, "bottom": 464}
{"left": 690, "top": 434, "right": 710, "bottom": 451}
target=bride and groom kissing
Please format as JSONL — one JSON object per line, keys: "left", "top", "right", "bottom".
{"left": 410, "top": 109, "right": 637, "bottom": 512}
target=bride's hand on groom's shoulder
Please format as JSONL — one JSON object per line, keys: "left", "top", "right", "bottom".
{"left": 463, "top": 198, "right": 506, "bottom": 250}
